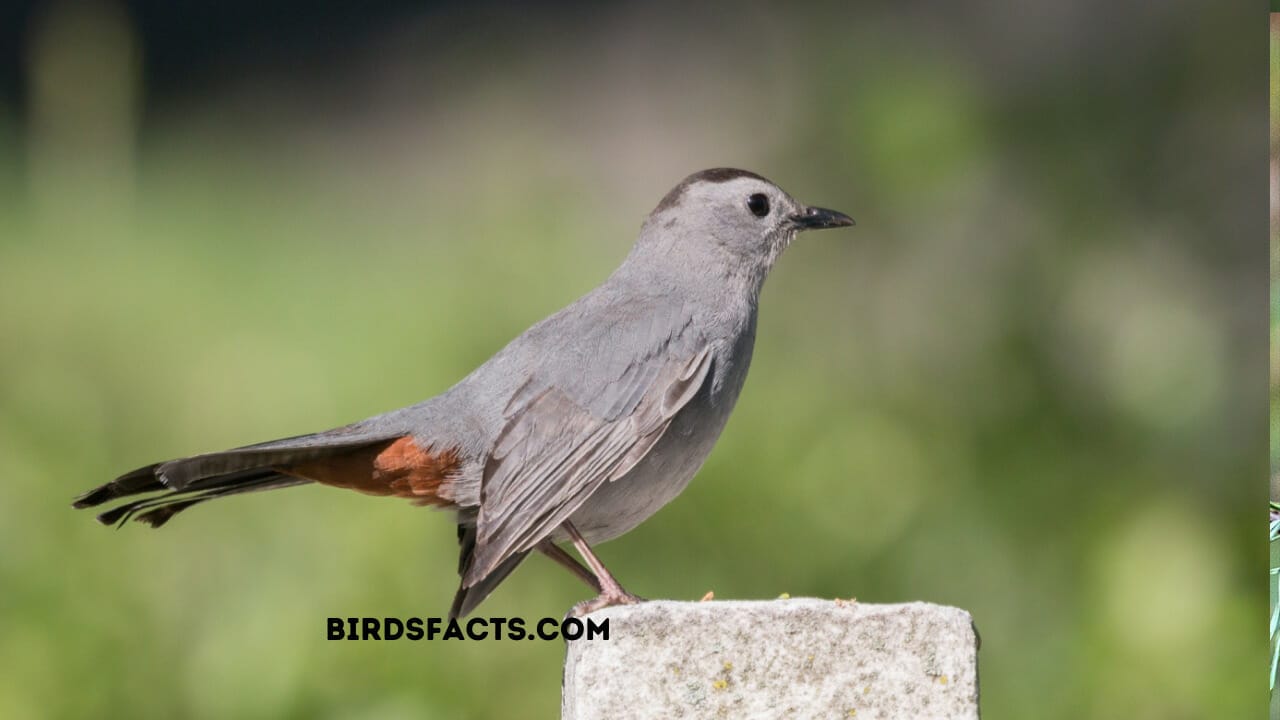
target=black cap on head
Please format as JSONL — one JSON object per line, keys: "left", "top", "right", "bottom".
{"left": 654, "top": 168, "right": 772, "bottom": 214}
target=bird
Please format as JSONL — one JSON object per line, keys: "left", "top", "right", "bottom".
{"left": 73, "top": 168, "right": 854, "bottom": 618}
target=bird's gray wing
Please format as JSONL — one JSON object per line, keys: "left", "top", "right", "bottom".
{"left": 463, "top": 343, "right": 713, "bottom": 586}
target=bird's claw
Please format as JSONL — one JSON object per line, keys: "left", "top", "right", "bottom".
{"left": 566, "top": 589, "right": 645, "bottom": 619}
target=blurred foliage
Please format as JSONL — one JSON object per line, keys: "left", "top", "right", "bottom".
{"left": 1271, "top": 504, "right": 1279, "bottom": 715}
{"left": 1272, "top": 15, "right": 1280, "bottom": 719}
{"left": 0, "top": 1, "right": 1263, "bottom": 718}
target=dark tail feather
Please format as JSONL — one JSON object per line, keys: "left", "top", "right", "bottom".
{"left": 77, "top": 464, "right": 267, "bottom": 513}
{"left": 92, "top": 469, "right": 309, "bottom": 528}
{"left": 75, "top": 428, "right": 402, "bottom": 527}
{"left": 132, "top": 475, "right": 311, "bottom": 528}
{"left": 134, "top": 499, "right": 205, "bottom": 528}
{"left": 450, "top": 525, "right": 530, "bottom": 619}
{"left": 72, "top": 463, "right": 165, "bottom": 509}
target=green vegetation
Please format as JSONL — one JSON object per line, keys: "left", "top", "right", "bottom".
{"left": 1271, "top": 503, "right": 1279, "bottom": 712}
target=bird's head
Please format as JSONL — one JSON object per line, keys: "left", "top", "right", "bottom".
{"left": 638, "top": 168, "right": 854, "bottom": 282}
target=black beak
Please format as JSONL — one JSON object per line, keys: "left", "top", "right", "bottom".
{"left": 790, "top": 206, "right": 855, "bottom": 230}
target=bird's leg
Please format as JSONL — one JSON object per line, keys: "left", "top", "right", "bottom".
{"left": 562, "top": 520, "right": 645, "bottom": 617}
{"left": 536, "top": 539, "right": 601, "bottom": 593}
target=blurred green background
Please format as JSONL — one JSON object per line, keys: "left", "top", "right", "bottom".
{"left": 0, "top": 1, "right": 1263, "bottom": 718}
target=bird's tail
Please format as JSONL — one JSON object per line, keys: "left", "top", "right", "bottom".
{"left": 74, "top": 427, "right": 404, "bottom": 528}
{"left": 73, "top": 465, "right": 312, "bottom": 528}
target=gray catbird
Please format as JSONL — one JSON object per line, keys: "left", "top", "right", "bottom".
{"left": 74, "top": 168, "right": 854, "bottom": 617}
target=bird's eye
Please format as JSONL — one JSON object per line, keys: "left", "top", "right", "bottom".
{"left": 746, "top": 193, "right": 770, "bottom": 218}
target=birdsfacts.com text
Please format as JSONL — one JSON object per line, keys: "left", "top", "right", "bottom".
{"left": 328, "top": 616, "right": 609, "bottom": 641}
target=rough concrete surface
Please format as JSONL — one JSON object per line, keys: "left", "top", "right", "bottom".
{"left": 562, "top": 599, "right": 979, "bottom": 720}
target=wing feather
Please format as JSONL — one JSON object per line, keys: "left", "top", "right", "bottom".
{"left": 464, "top": 346, "right": 713, "bottom": 585}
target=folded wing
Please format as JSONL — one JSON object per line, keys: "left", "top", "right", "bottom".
{"left": 463, "top": 345, "right": 713, "bottom": 586}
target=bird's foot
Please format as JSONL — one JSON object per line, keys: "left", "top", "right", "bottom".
{"left": 557, "top": 520, "right": 646, "bottom": 619}
{"left": 567, "top": 588, "right": 645, "bottom": 619}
